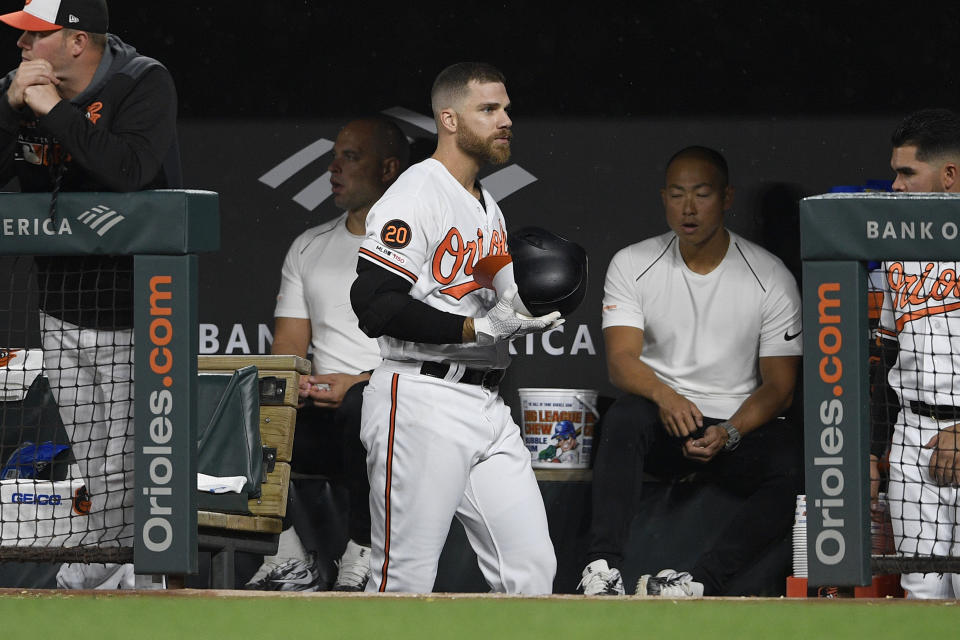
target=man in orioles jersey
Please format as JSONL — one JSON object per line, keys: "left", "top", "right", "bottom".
{"left": 876, "top": 108, "right": 960, "bottom": 599}
{"left": 350, "top": 62, "right": 561, "bottom": 593}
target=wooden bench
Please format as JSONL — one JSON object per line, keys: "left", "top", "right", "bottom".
{"left": 195, "top": 354, "right": 310, "bottom": 588}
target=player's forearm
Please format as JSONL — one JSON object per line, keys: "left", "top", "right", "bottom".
{"left": 608, "top": 353, "right": 676, "bottom": 406}
{"left": 726, "top": 381, "right": 794, "bottom": 437}
{"left": 387, "top": 299, "right": 466, "bottom": 343}
{"left": 270, "top": 337, "right": 306, "bottom": 358}
{"left": 271, "top": 317, "right": 311, "bottom": 358}
{"left": 727, "top": 355, "right": 799, "bottom": 435}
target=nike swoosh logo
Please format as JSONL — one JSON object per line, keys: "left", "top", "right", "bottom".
{"left": 784, "top": 330, "right": 802, "bottom": 341}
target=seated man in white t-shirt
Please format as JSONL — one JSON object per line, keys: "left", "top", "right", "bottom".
{"left": 246, "top": 117, "right": 409, "bottom": 591}
{"left": 579, "top": 146, "right": 803, "bottom": 597}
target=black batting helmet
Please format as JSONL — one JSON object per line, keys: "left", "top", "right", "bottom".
{"left": 508, "top": 227, "right": 588, "bottom": 316}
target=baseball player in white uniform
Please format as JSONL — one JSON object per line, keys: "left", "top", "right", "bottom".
{"left": 876, "top": 108, "right": 960, "bottom": 599}
{"left": 350, "top": 62, "right": 561, "bottom": 593}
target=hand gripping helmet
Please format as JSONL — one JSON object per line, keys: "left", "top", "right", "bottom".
{"left": 508, "top": 227, "right": 588, "bottom": 316}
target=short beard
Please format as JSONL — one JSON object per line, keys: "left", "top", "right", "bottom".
{"left": 456, "top": 121, "right": 511, "bottom": 165}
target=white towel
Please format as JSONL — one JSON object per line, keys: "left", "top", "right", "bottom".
{"left": 197, "top": 473, "right": 246, "bottom": 494}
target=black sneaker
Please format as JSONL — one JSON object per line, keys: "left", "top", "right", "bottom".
{"left": 245, "top": 554, "right": 322, "bottom": 592}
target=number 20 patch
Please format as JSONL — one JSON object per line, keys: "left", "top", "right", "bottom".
{"left": 381, "top": 219, "right": 412, "bottom": 248}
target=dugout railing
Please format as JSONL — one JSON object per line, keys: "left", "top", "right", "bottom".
{"left": 802, "top": 192, "right": 960, "bottom": 587}
{"left": 0, "top": 190, "right": 218, "bottom": 576}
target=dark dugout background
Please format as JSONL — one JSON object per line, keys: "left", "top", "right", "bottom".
{"left": 5, "top": 1, "right": 958, "bottom": 406}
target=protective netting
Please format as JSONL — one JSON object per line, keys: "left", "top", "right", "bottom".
{"left": 868, "top": 262, "right": 960, "bottom": 574}
{"left": 0, "top": 255, "right": 134, "bottom": 563}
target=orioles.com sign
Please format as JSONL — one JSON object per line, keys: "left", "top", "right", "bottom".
{"left": 813, "top": 281, "right": 847, "bottom": 566}
{"left": 141, "top": 275, "right": 176, "bottom": 552}
{"left": 802, "top": 259, "right": 871, "bottom": 587}
{"left": 134, "top": 256, "right": 198, "bottom": 575}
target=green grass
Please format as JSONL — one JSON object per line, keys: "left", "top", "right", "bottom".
{"left": 1, "top": 593, "right": 958, "bottom": 640}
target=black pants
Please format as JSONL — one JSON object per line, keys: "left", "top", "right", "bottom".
{"left": 586, "top": 394, "right": 801, "bottom": 595}
{"left": 286, "top": 380, "right": 370, "bottom": 546}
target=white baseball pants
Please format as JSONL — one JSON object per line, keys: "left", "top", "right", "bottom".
{"left": 360, "top": 361, "right": 556, "bottom": 594}
{"left": 888, "top": 407, "right": 960, "bottom": 598}
{"left": 40, "top": 312, "right": 134, "bottom": 546}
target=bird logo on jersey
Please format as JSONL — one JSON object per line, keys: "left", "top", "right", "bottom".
{"left": 72, "top": 485, "right": 91, "bottom": 516}
{"left": 85, "top": 102, "right": 103, "bottom": 124}
{"left": 0, "top": 348, "right": 20, "bottom": 368}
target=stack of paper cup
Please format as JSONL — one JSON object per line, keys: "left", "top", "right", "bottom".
{"left": 871, "top": 492, "right": 895, "bottom": 555}
{"left": 793, "top": 494, "right": 807, "bottom": 578}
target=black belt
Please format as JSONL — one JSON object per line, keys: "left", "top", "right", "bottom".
{"left": 419, "top": 361, "right": 504, "bottom": 389}
{"left": 910, "top": 400, "right": 960, "bottom": 421}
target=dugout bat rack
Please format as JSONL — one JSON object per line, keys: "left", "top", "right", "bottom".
{"left": 801, "top": 192, "right": 960, "bottom": 587}
{"left": 0, "top": 190, "right": 219, "bottom": 576}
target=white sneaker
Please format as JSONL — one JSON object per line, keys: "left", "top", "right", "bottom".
{"left": 333, "top": 540, "right": 371, "bottom": 591}
{"left": 635, "top": 569, "right": 704, "bottom": 598}
{"left": 578, "top": 559, "right": 625, "bottom": 595}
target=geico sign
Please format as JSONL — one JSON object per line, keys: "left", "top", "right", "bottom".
{"left": 10, "top": 493, "right": 63, "bottom": 505}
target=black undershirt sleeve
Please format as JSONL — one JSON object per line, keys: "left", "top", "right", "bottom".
{"left": 350, "top": 259, "right": 468, "bottom": 344}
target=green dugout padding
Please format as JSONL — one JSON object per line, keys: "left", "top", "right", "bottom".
{"left": 800, "top": 192, "right": 960, "bottom": 587}
{"left": 0, "top": 191, "right": 219, "bottom": 576}
{"left": 0, "top": 190, "right": 218, "bottom": 255}
{"left": 196, "top": 366, "right": 264, "bottom": 514}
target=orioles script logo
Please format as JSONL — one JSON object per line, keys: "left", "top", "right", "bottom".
{"left": 433, "top": 224, "right": 508, "bottom": 299}
{"left": 886, "top": 261, "right": 960, "bottom": 332}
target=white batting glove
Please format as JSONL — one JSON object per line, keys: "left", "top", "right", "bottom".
{"left": 473, "top": 284, "right": 563, "bottom": 346}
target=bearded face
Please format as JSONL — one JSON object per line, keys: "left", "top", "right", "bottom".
{"left": 455, "top": 117, "right": 512, "bottom": 165}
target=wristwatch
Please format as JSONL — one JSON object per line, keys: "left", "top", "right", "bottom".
{"left": 719, "top": 421, "right": 741, "bottom": 451}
